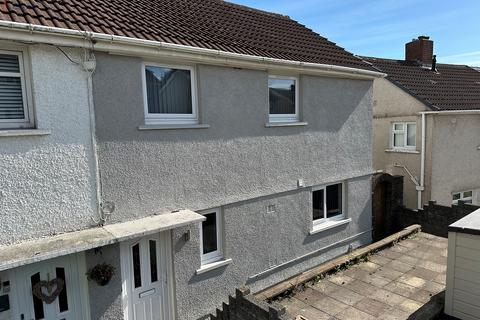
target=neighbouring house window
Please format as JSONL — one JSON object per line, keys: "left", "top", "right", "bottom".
{"left": 200, "top": 209, "right": 223, "bottom": 265}
{"left": 143, "top": 63, "right": 197, "bottom": 125}
{"left": 268, "top": 75, "right": 299, "bottom": 123}
{"left": 312, "top": 182, "right": 345, "bottom": 225}
{"left": 392, "top": 122, "right": 416, "bottom": 149}
{"left": 452, "top": 190, "right": 473, "bottom": 204}
{"left": 0, "top": 50, "right": 32, "bottom": 128}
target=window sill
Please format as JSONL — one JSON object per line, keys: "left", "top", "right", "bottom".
{"left": 138, "top": 124, "right": 210, "bottom": 130}
{"left": 0, "top": 129, "right": 51, "bottom": 137}
{"left": 385, "top": 148, "right": 420, "bottom": 154}
{"left": 196, "top": 258, "right": 232, "bottom": 275}
{"left": 309, "top": 218, "right": 351, "bottom": 235}
{"left": 265, "top": 121, "right": 308, "bottom": 128}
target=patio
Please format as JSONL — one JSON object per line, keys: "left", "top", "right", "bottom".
{"left": 276, "top": 232, "right": 447, "bottom": 320}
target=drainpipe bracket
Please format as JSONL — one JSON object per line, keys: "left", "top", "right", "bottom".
{"left": 416, "top": 186, "right": 425, "bottom": 191}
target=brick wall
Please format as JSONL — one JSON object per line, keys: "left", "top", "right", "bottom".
{"left": 400, "top": 201, "right": 480, "bottom": 237}
{"left": 209, "top": 287, "right": 292, "bottom": 320}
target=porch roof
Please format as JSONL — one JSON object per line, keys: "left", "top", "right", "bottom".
{"left": 0, "top": 209, "right": 205, "bottom": 271}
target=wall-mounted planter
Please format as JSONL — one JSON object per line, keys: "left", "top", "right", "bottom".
{"left": 86, "top": 263, "right": 115, "bottom": 286}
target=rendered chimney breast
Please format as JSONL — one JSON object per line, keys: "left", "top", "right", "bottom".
{"left": 405, "top": 35, "right": 434, "bottom": 64}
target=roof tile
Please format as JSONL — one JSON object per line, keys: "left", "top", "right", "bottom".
{"left": 0, "top": 0, "right": 373, "bottom": 70}
{"left": 363, "top": 56, "right": 480, "bottom": 111}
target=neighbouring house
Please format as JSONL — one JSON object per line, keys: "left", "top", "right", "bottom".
{"left": 364, "top": 36, "right": 480, "bottom": 210}
{"left": 0, "top": 1, "right": 383, "bottom": 319}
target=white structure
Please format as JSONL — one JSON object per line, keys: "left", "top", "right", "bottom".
{"left": 445, "top": 209, "right": 480, "bottom": 320}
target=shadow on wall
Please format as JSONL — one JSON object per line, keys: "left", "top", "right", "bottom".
{"left": 85, "top": 244, "right": 124, "bottom": 320}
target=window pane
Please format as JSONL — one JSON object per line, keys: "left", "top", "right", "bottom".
{"left": 269, "top": 78, "right": 295, "bottom": 114}
{"left": 145, "top": 66, "right": 192, "bottom": 114}
{"left": 453, "top": 193, "right": 461, "bottom": 200}
{"left": 0, "top": 76, "right": 24, "bottom": 120}
{"left": 394, "top": 123, "right": 404, "bottom": 131}
{"left": 132, "top": 243, "right": 142, "bottom": 288}
{"left": 312, "top": 189, "right": 324, "bottom": 221}
{"left": 326, "top": 184, "right": 342, "bottom": 218}
{"left": 407, "top": 123, "right": 416, "bottom": 146}
{"left": 30, "top": 272, "right": 45, "bottom": 320}
{"left": 463, "top": 191, "right": 473, "bottom": 198}
{"left": 0, "top": 54, "right": 20, "bottom": 73}
{"left": 394, "top": 133, "right": 404, "bottom": 147}
{"left": 202, "top": 213, "right": 218, "bottom": 254}
{"left": 149, "top": 240, "right": 158, "bottom": 283}
{"left": 56, "top": 268, "right": 69, "bottom": 313}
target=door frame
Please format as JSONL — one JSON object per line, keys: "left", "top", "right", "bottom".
{"left": 8, "top": 252, "right": 90, "bottom": 320}
{"left": 120, "top": 231, "right": 175, "bottom": 320}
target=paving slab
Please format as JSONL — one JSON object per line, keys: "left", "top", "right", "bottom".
{"left": 277, "top": 232, "right": 447, "bottom": 320}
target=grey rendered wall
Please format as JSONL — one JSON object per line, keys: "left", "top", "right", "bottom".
{"left": 430, "top": 114, "right": 480, "bottom": 206}
{"left": 85, "top": 244, "right": 123, "bottom": 320}
{"left": 92, "top": 53, "right": 374, "bottom": 319}
{"left": 0, "top": 44, "right": 97, "bottom": 245}
{"left": 172, "top": 175, "right": 372, "bottom": 320}
{"left": 372, "top": 78, "right": 429, "bottom": 209}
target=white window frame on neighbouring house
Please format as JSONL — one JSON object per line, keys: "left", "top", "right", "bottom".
{"left": 452, "top": 190, "right": 474, "bottom": 204}
{"left": 200, "top": 208, "right": 224, "bottom": 266}
{"left": 142, "top": 62, "right": 198, "bottom": 125}
{"left": 268, "top": 75, "right": 299, "bottom": 123}
{"left": 391, "top": 122, "right": 416, "bottom": 149}
{"left": 312, "top": 181, "right": 346, "bottom": 228}
{"left": 0, "top": 48, "right": 34, "bottom": 129}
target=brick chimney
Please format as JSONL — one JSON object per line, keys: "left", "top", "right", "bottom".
{"left": 405, "top": 36, "right": 434, "bottom": 64}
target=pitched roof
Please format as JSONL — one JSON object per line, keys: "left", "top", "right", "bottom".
{"left": 0, "top": 0, "right": 374, "bottom": 71}
{"left": 363, "top": 57, "right": 480, "bottom": 111}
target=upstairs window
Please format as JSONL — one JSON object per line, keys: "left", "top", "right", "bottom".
{"left": 268, "top": 76, "right": 298, "bottom": 123}
{"left": 392, "top": 122, "right": 416, "bottom": 149}
{"left": 200, "top": 209, "right": 224, "bottom": 265}
{"left": 312, "top": 182, "right": 345, "bottom": 225}
{"left": 0, "top": 50, "right": 32, "bottom": 129}
{"left": 143, "top": 63, "right": 197, "bottom": 125}
{"left": 452, "top": 190, "right": 473, "bottom": 204}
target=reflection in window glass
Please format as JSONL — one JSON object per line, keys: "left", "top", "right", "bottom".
{"left": 269, "top": 77, "right": 296, "bottom": 115}
{"left": 145, "top": 66, "right": 192, "bottom": 114}
{"left": 326, "top": 184, "right": 342, "bottom": 218}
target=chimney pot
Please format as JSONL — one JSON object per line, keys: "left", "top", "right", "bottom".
{"left": 405, "top": 36, "right": 434, "bottom": 64}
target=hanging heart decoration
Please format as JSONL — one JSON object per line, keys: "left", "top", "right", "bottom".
{"left": 32, "top": 278, "right": 65, "bottom": 304}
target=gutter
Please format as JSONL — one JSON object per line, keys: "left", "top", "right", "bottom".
{"left": 420, "top": 110, "right": 480, "bottom": 115}
{"left": 0, "top": 20, "right": 386, "bottom": 79}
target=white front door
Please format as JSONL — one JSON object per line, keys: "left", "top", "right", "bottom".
{"left": 10, "top": 254, "right": 88, "bottom": 320}
{"left": 121, "top": 232, "right": 174, "bottom": 320}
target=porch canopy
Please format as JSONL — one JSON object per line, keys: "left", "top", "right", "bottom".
{"left": 0, "top": 209, "right": 205, "bottom": 271}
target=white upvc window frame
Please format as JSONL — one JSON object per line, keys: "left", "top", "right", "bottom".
{"left": 391, "top": 122, "right": 416, "bottom": 150}
{"left": 0, "top": 48, "right": 34, "bottom": 129}
{"left": 452, "top": 190, "right": 473, "bottom": 204}
{"left": 268, "top": 75, "right": 299, "bottom": 123}
{"left": 200, "top": 208, "right": 224, "bottom": 266}
{"left": 312, "top": 181, "right": 346, "bottom": 228}
{"left": 142, "top": 62, "right": 198, "bottom": 125}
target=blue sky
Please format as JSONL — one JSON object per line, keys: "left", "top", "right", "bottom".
{"left": 231, "top": 0, "right": 480, "bottom": 66}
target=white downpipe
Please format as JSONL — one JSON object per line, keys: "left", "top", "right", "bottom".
{"left": 0, "top": 20, "right": 385, "bottom": 79}
{"left": 419, "top": 113, "right": 426, "bottom": 210}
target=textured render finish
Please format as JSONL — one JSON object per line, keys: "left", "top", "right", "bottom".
{"left": 430, "top": 114, "right": 480, "bottom": 206}
{"left": 0, "top": 44, "right": 97, "bottom": 245}
{"left": 86, "top": 244, "right": 124, "bottom": 320}
{"left": 93, "top": 54, "right": 374, "bottom": 219}
{"left": 372, "top": 78, "right": 429, "bottom": 209}
{"left": 92, "top": 53, "right": 374, "bottom": 319}
{"left": 172, "top": 176, "right": 372, "bottom": 320}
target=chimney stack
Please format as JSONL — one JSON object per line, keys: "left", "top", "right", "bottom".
{"left": 405, "top": 36, "right": 434, "bottom": 64}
